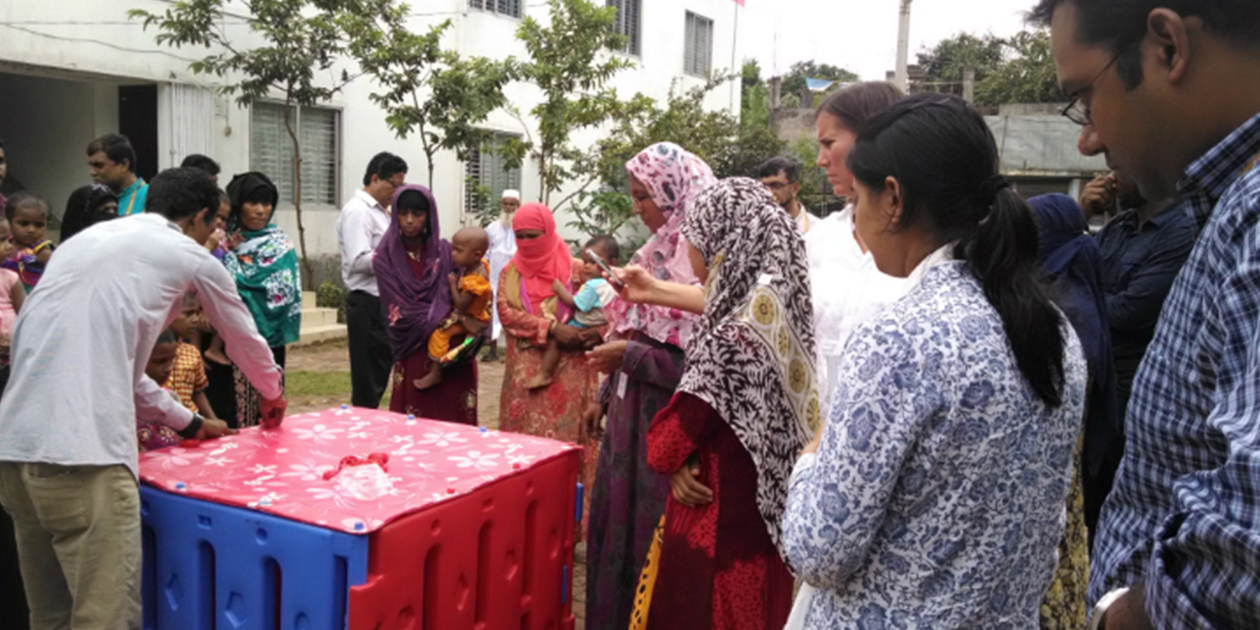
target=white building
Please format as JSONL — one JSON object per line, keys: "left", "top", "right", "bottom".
{"left": 0, "top": 0, "right": 742, "bottom": 279}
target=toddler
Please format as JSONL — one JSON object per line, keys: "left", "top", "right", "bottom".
{"left": 0, "top": 218, "right": 26, "bottom": 395}
{"left": 2, "top": 193, "right": 54, "bottom": 292}
{"left": 168, "top": 295, "right": 220, "bottom": 420}
{"left": 414, "top": 227, "right": 492, "bottom": 390}
{"left": 137, "top": 330, "right": 183, "bottom": 452}
{"left": 525, "top": 235, "right": 620, "bottom": 390}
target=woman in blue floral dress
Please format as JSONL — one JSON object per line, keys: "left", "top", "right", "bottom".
{"left": 781, "top": 94, "right": 1088, "bottom": 628}
{"left": 223, "top": 172, "right": 301, "bottom": 427}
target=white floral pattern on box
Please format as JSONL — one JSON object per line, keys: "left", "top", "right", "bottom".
{"left": 139, "top": 408, "right": 581, "bottom": 534}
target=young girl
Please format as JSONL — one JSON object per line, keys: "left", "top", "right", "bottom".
{"left": 2, "top": 192, "right": 54, "bottom": 292}
{"left": 0, "top": 217, "right": 26, "bottom": 396}
{"left": 137, "top": 330, "right": 183, "bottom": 452}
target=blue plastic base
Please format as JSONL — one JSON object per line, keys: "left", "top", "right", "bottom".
{"left": 141, "top": 486, "right": 369, "bottom": 630}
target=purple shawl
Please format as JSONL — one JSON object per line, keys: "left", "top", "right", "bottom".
{"left": 373, "top": 185, "right": 454, "bottom": 363}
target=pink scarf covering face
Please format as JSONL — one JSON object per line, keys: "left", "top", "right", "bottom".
{"left": 510, "top": 203, "right": 573, "bottom": 315}
{"left": 604, "top": 142, "right": 715, "bottom": 348}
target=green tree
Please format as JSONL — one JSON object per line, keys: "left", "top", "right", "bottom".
{"left": 915, "top": 32, "right": 1005, "bottom": 94}
{"left": 975, "top": 30, "right": 1063, "bottom": 107}
{"left": 780, "top": 60, "right": 859, "bottom": 97}
{"left": 500, "top": 0, "right": 637, "bottom": 209}
{"left": 132, "top": 0, "right": 376, "bottom": 278}
{"left": 341, "top": 7, "right": 517, "bottom": 189}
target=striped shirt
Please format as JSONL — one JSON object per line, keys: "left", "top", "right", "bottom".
{"left": 1088, "top": 111, "right": 1260, "bottom": 628}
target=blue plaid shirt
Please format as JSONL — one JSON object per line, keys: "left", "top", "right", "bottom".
{"left": 1089, "top": 111, "right": 1260, "bottom": 628}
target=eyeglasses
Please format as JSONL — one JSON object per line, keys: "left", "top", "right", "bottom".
{"left": 1060, "top": 47, "right": 1127, "bottom": 126}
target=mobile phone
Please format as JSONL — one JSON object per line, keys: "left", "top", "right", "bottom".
{"left": 586, "top": 248, "right": 625, "bottom": 289}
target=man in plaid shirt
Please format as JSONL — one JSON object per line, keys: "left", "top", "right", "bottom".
{"left": 1034, "top": 1, "right": 1260, "bottom": 628}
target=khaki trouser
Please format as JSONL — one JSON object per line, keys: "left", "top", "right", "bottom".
{"left": 0, "top": 463, "right": 141, "bottom": 630}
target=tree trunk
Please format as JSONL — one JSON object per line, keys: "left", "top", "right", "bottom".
{"left": 539, "top": 153, "right": 549, "bottom": 206}
{"left": 283, "top": 101, "right": 314, "bottom": 285}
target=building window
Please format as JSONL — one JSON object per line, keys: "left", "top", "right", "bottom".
{"left": 469, "top": 0, "right": 521, "bottom": 19}
{"left": 250, "top": 102, "right": 340, "bottom": 207}
{"left": 607, "top": 0, "right": 641, "bottom": 56}
{"left": 684, "top": 11, "right": 714, "bottom": 76}
{"left": 465, "top": 132, "right": 523, "bottom": 216}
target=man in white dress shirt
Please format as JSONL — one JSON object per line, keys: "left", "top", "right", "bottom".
{"left": 758, "top": 156, "right": 821, "bottom": 234}
{"left": 484, "top": 189, "right": 520, "bottom": 361}
{"left": 338, "top": 152, "right": 407, "bottom": 407}
{"left": 0, "top": 167, "right": 286, "bottom": 629}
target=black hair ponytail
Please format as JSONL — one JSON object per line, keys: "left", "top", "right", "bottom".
{"left": 958, "top": 186, "right": 1065, "bottom": 407}
{"left": 849, "top": 94, "right": 1066, "bottom": 407}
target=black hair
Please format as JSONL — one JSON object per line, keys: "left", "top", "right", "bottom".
{"left": 817, "top": 81, "right": 906, "bottom": 130}
{"left": 4, "top": 192, "right": 49, "bottom": 222}
{"left": 363, "top": 152, "right": 409, "bottom": 187}
{"left": 395, "top": 189, "right": 431, "bottom": 238}
{"left": 180, "top": 154, "right": 220, "bottom": 176}
{"left": 1030, "top": 0, "right": 1260, "bottom": 89}
{"left": 146, "top": 167, "right": 221, "bottom": 226}
{"left": 155, "top": 329, "right": 179, "bottom": 346}
{"left": 756, "top": 157, "right": 800, "bottom": 184}
{"left": 86, "top": 134, "right": 138, "bottom": 173}
{"left": 219, "top": 189, "right": 231, "bottom": 207}
{"left": 584, "top": 234, "right": 620, "bottom": 263}
{"left": 848, "top": 94, "right": 1066, "bottom": 407}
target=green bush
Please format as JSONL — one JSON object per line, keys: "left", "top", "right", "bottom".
{"left": 316, "top": 280, "right": 346, "bottom": 324}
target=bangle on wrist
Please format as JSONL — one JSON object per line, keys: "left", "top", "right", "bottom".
{"left": 177, "top": 413, "right": 205, "bottom": 439}
{"left": 1089, "top": 587, "right": 1129, "bottom": 630}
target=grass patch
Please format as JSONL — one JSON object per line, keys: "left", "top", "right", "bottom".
{"left": 285, "top": 370, "right": 353, "bottom": 398}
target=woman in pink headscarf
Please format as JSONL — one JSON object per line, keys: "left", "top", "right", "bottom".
{"left": 497, "top": 202, "right": 606, "bottom": 534}
{"left": 583, "top": 143, "right": 714, "bottom": 630}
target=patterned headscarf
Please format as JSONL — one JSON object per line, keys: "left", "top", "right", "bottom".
{"left": 223, "top": 172, "right": 301, "bottom": 347}
{"left": 604, "top": 142, "right": 715, "bottom": 348}
{"left": 677, "top": 177, "right": 819, "bottom": 550}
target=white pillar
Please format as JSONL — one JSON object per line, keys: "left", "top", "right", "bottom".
{"left": 894, "top": 0, "right": 913, "bottom": 93}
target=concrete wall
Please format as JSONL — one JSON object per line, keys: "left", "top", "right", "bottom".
{"left": 0, "top": 73, "right": 120, "bottom": 223}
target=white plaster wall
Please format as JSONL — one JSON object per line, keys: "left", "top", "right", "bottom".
{"left": 0, "top": 0, "right": 742, "bottom": 254}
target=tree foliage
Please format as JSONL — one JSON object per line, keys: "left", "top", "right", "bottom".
{"left": 499, "top": 0, "right": 637, "bottom": 208}
{"left": 916, "top": 29, "right": 1062, "bottom": 107}
{"left": 341, "top": 5, "right": 516, "bottom": 188}
{"left": 916, "top": 32, "right": 1006, "bottom": 85}
{"left": 131, "top": 0, "right": 377, "bottom": 278}
{"left": 974, "top": 30, "right": 1063, "bottom": 107}
{"left": 780, "top": 60, "right": 859, "bottom": 96}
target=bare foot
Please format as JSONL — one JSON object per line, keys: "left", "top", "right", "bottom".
{"left": 413, "top": 373, "right": 443, "bottom": 390}
{"left": 523, "top": 374, "right": 554, "bottom": 391}
{"left": 204, "top": 347, "right": 231, "bottom": 366}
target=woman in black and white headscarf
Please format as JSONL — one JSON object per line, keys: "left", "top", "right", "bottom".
{"left": 619, "top": 177, "right": 818, "bottom": 630}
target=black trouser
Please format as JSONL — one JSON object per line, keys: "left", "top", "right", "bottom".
{"left": 346, "top": 290, "right": 393, "bottom": 409}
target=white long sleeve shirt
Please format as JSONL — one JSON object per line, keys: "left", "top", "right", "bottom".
{"left": 338, "top": 190, "right": 391, "bottom": 295}
{"left": 0, "top": 214, "right": 283, "bottom": 480}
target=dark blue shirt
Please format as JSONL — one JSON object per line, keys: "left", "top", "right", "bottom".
{"left": 1093, "top": 201, "right": 1194, "bottom": 399}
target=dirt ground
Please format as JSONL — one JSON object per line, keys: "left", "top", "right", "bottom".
{"left": 286, "top": 341, "right": 586, "bottom": 627}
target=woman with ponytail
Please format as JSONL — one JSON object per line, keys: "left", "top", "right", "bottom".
{"left": 780, "top": 94, "right": 1088, "bottom": 628}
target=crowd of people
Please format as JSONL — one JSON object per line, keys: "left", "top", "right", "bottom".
{"left": 0, "top": 0, "right": 1258, "bottom": 628}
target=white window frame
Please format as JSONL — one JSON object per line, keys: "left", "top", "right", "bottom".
{"left": 250, "top": 101, "right": 342, "bottom": 209}
{"left": 469, "top": 0, "right": 522, "bottom": 19}
{"left": 607, "top": 0, "right": 641, "bottom": 57}
{"left": 464, "top": 131, "right": 523, "bottom": 216}
{"left": 684, "top": 11, "right": 714, "bottom": 77}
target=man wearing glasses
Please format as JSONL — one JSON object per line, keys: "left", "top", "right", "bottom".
{"left": 1035, "top": 1, "right": 1260, "bottom": 629}
{"left": 338, "top": 152, "right": 407, "bottom": 409}
{"left": 757, "top": 156, "right": 819, "bottom": 233}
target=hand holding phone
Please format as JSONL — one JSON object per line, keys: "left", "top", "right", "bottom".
{"left": 586, "top": 248, "right": 625, "bottom": 289}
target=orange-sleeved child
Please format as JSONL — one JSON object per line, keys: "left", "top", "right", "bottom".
{"left": 416, "top": 227, "right": 491, "bottom": 390}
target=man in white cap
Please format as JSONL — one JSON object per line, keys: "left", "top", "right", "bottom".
{"left": 484, "top": 189, "right": 520, "bottom": 361}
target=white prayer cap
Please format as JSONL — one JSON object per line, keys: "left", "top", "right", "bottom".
{"left": 501, "top": 189, "right": 521, "bottom": 201}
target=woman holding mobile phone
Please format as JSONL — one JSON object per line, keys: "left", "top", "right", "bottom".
{"left": 583, "top": 143, "right": 714, "bottom": 630}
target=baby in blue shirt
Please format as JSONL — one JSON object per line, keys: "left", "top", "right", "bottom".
{"left": 525, "top": 235, "right": 620, "bottom": 390}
